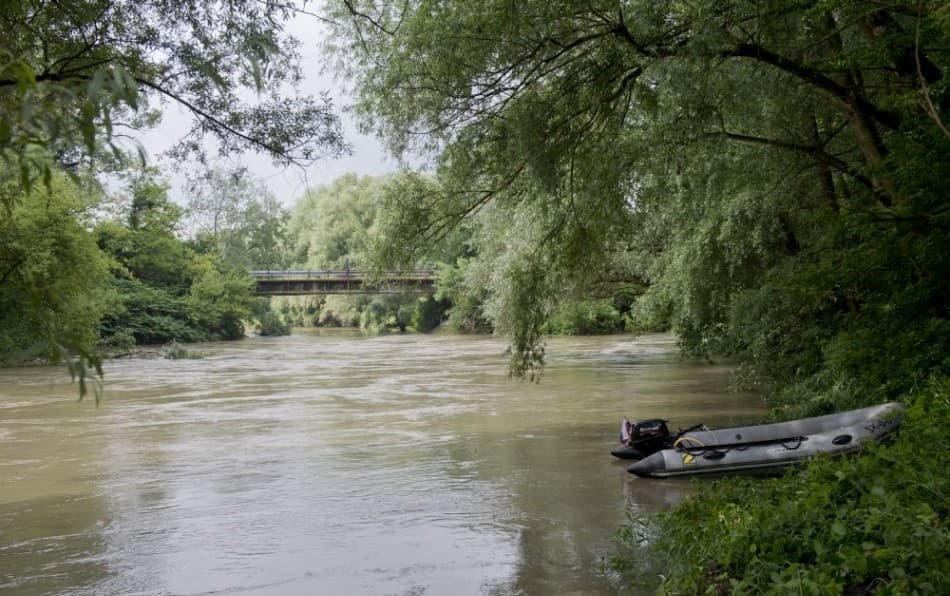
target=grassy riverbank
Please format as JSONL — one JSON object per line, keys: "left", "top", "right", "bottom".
{"left": 612, "top": 378, "right": 949, "bottom": 594}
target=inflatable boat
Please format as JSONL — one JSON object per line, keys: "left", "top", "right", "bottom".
{"left": 627, "top": 402, "right": 904, "bottom": 478}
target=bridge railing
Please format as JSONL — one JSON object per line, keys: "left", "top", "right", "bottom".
{"left": 250, "top": 269, "right": 436, "bottom": 280}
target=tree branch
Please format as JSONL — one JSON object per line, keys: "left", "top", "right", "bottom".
{"left": 341, "top": 0, "right": 396, "bottom": 36}
{"left": 727, "top": 42, "right": 902, "bottom": 131}
{"left": 714, "top": 130, "right": 892, "bottom": 205}
{"left": 133, "top": 77, "right": 301, "bottom": 164}
{"left": 915, "top": 12, "right": 950, "bottom": 139}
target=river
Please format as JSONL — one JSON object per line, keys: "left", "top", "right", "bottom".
{"left": 0, "top": 332, "right": 764, "bottom": 595}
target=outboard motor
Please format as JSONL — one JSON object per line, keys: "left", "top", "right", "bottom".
{"left": 610, "top": 419, "right": 672, "bottom": 460}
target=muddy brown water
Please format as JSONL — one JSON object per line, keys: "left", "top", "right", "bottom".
{"left": 0, "top": 332, "right": 764, "bottom": 595}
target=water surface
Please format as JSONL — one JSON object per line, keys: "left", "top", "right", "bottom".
{"left": 0, "top": 332, "right": 764, "bottom": 595}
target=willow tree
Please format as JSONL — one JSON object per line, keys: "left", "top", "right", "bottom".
{"left": 290, "top": 173, "right": 387, "bottom": 269}
{"left": 0, "top": 0, "right": 348, "bottom": 189}
{"left": 331, "top": 0, "right": 948, "bottom": 401}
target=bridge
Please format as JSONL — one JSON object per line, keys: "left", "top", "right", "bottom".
{"left": 250, "top": 270, "right": 436, "bottom": 296}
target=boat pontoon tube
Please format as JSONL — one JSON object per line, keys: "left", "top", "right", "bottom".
{"left": 627, "top": 402, "right": 904, "bottom": 478}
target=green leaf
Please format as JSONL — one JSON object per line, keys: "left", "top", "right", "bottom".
{"left": 830, "top": 521, "right": 846, "bottom": 538}
{"left": 88, "top": 69, "right": 109, "bottom": 99}
{"left": 13, "top": 60, "right": 36, "bottom": 91}
{"left": 19, "top": 163, "right": 31, "bottom": 192}
{"left": 113, "top": 66, "right": 139, "bottom": 109}
{"left": 79, "top": 101, "right": 98, "bottom": 152}
{"left": 0, "top": 117, "right": 10, "bottom": 146}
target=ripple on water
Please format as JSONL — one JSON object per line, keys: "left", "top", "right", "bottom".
{"left": 0, "top": 332, "right": 764, "bottom": 596}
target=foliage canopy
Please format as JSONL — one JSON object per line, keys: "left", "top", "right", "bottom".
{"left": 0, "top": 0, "right": 347, "bottom": 192}
{"left": 0, "top": 1, "right": 338, "bottom": 382}
{"left": 0, "top": 173, "right": 113, "bottom": 394}
{"left": 332, "top": 0, "right": 949, "bottom": 396}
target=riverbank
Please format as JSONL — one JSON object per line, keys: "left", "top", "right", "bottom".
{"left": 613, "top": 377, "right": 949, "bottom": 594}
{"left": 97, "top": 324, "right": 460, "bottom": 363}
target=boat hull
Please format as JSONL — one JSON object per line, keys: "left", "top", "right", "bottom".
{"left": 627, "top": 402, "right": 904, "bottom": 478}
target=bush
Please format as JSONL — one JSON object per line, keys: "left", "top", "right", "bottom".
{"left": 258, "top": 312, "right": 290, "bottom": 336}
{"left": 543, "top": 299, "right": 624, "bottom": 335}
{"left": 161, "top": 340, "right": 204, "bottom": 359}
{"left": 103, "top": 328, "right": 136, "bottom": 350}
{"left": 101, "top": 278, "right": 211, "bottom": 344}
{"left": 410, "top": 295, "right": 447, "bottom": 332}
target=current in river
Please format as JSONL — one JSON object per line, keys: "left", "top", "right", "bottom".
{"left": 0, "top": 332, "right": 764, "bottom": 595}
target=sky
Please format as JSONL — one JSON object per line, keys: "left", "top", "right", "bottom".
{"left": 137, "top": 11, "right": 398, "bottom": 207}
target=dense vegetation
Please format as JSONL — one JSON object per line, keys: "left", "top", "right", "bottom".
{"left": 272, "top": 173, "right": 447, "bottom": 333}
{"left": 274, "top": 171, "right": 629, "bottom": 333}
{"left": 0, "top": 0, "right": 342, "bottom": 388}
{"left": 0, "top": 174, "right": 113, "bottom": 382}
{"left": 0, "top": 160, "right": 291, "bottom": 366}
{"left": 329, "top": 0, "right": 949, "bottom": 592}
{"left": 97, "top": 167, "right": 289, "bottom": 349}
{"left": 1, "top": 0, "right": 947, "bottom": 591}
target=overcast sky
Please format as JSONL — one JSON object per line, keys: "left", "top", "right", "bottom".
{"left": 137, "top": 11, "right": 398, "bottom": 207}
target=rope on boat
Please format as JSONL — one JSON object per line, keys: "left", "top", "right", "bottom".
{"left": 673, "top": 436, "right": 706, "bottom": 449}
{"left": 673, "top": 434, "right": 808, "bottom": 455}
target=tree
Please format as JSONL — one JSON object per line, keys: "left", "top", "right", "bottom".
{"left": 185, "top": 253, "right": 256, "bottom": 341}
{"left": 0, "top": 173, "right": 114, "bottom": 394}
{"left": 331, "top": 0, "right": 949, "bottom": 390}
{"left": 97, "top": 168, "right": 260, "bottom": 345}
{"left": 0, "top": 0, "right": 348, "bottom": 193}
{"left": 290, "top": 173, "right": 385, "bottom": 269}
{"left": 0, "top": 1, "right": 348, "bottom": 381}
{"left": 98, "top": 168, "right": 191, "bottom": 288}
{"left": 284, "top": 172, "right": 451, "bottom": 332}
{"left": 185, "top": 166, "right": 292, "bottom": 271}
{"left": 286, "top": 173, "right": 385, "bottom": 329}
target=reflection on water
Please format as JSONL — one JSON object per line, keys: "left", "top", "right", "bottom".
{"left": 0, "top": 333, "right": 764, "bottom": 595}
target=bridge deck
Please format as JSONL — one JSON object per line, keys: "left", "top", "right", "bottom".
{"left": 250, "top": 270, "right": 436, "bottom": 295}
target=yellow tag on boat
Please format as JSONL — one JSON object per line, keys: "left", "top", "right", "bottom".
{"left": 682, "top": 454, "right": 695, "bottom": 465}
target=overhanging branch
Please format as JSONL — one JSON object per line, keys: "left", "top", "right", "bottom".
{"left": 134, "top": 77, "right": 303, "bottom": 164}
{"left": 714, "top": 130, "right": 892, "bottom": 205}
{"left": 727, "top": 42, "right": 902, "bottom": 131}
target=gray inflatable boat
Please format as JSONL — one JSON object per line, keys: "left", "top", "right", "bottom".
{"left": 627, "top": 402, "right": 904, "bottom": 478}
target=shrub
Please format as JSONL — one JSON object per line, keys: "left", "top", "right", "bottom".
{"left": 543, "top": 299, "right": 624, "bottom": 335}
{"left": 258, "top": 312, "right": 290, "bottom": 336}
{"left": 103, "top": 328, "right": 136, "bottom": 351}
{"left": 161, "top": 340, "right": 204, "bottom": 360}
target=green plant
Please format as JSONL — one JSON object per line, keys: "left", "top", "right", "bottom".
{"left": 103, "top": 328, "right": 136, "bottom": 351}
{"left": 258, "top": 312, "right": 290, "bottom": 336}
{"left": 161, "top": 340, "right": 203, "bottom": 360}
{"left": 543, "top": 299, "right": 624, "bottom": 335}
